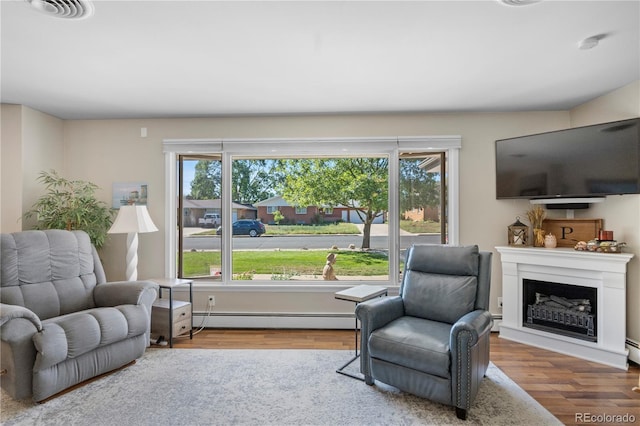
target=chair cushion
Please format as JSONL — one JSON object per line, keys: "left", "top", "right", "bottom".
{"left": 32, "top": 305, "right": 149, "bottom": 371}
{"left": 403, "top": 271, "right": 477, "bottom": 324}
{"left": 404, "top": 245, "right": 478, "bottom": 276}
{"left": 369, "top": 316, "right": 452, "bottom": 379}
{"left": 1, "top": 230, "right": 98, "bottom": 320}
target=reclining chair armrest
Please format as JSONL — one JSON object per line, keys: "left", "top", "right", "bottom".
{"left": 94, "top": 281, "right": 159, "bottom": 309}
{"left": 450, "top": 309, "right": 493, "bottom": 417}
{"left": 450, "top": 309, "right": 493, "bottom": 347}
{"left": 355, "top": 296, "right": 404, "bottom": 381}
{"left": 1, "top": 303, "right": 42, "bottom": 400}
{"left": 355, "top": 296, "right": 404, "bottom": 331}
{"left": 0, "top": 303, "right": 42, "bottom": 331}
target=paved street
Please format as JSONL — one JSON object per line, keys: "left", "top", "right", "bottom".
{"left": 181, "top": 224, "right": 441, "bottom": 251}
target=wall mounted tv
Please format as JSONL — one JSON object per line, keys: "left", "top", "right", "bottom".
{"left": 495, "top": 118, "right": 640, "bottom": 203}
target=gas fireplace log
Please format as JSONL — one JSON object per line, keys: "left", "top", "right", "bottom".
{"left": 550, "top": 295, "right": 577, "bottom": 308}
{"left": 533, "top": 294, "right": 592, "bottom": 314}
{"left": 566, "top": 298, "right": 590, "bottom": 307}
{"left": 544, "top": 301, "right": 568, "bottom": 310}
{"left": 548, "top": 295, "right": 591, "bottom": 312}
{"left": 535, "top": 293, "right": 550, "bottom": 304}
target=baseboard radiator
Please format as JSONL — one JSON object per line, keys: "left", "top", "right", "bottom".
{"left": 627, "top": 338, "right": 640, "bottom": 365}
{"left": 193, "top": 311, "right": 355, "bottom": 329}
{"left": 491, "top": 314, "right": 502, "bottom": 332}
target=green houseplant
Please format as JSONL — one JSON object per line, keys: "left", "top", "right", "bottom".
{"left": 23, "top": 170, "right": 114, "bottom": 248}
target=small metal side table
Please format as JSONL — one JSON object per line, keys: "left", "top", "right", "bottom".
{"left": 334, "top": 285, "right": 387, "bottom": 380}
{"left": 150, "top": 278, "right": 193, "bottom": 348}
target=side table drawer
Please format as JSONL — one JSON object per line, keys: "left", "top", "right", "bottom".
{"left": 173, "top": 317, "right": 192, "bottom": 337}
{"left": 151, "top": 299, "right": 192, "bottom": 338}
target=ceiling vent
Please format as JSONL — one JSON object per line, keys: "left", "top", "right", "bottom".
{"left": 498, "top": 0, "right": 542, "bottom": 5}
{"left": 25, "top": 0, "right": 94, "bottom": 20}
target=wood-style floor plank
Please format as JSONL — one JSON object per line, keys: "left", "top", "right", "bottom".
{"left": 170, "top": 329, "right": 640, "bottom": 425}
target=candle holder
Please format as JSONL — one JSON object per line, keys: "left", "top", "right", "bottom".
{"left": 508, "top": 217, "right": 529, "bottom": 246}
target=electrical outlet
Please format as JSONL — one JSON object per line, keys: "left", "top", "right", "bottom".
{"left": 208, "top": 295, "right": 216, "bottom": 307}
{"left": 498, "top": 297, "right": 503, "bottom": 308}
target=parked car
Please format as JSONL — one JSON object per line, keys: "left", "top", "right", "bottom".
{"left": 199, "top": 213, "right": 221, "bottom": 228}
{"left": 216, "top": 220, "right": 265, "bottom": 237}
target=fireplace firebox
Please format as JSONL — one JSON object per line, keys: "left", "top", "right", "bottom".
{"left": 523, "top": 279, "right": 597, "bottom": 342}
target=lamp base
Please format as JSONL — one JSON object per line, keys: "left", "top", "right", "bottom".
{"left": 125, "top": 232, "right": 139, "bottom": 281}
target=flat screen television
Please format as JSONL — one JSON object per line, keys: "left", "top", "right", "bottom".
{"left": 495, "top": 118, "right": 640, "bottom": 203}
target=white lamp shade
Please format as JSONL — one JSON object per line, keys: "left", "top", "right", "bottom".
{"left": 108, "top": 205, "right": 158, "bottom": 234}
{"left": 108, "top": 205, "right": 157, "bottom": 281}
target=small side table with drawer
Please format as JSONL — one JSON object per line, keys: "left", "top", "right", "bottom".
{"left": 150, "top": 278, "right": 193, "bottom": 348}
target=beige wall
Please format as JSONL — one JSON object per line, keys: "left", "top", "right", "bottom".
{"left": 0, "top": 105, "right": 64, "bottom": 232}
{"left": 21, "top": 107, "right": 65, "bottom": 228}
{"left": 570, "top": 80, "right": 640, "bottom": 342}
{"left": 3, "top": 81, "right": 638, "bottom": 339}
{"left": 570, "top": 80, "right": 640, "bottom": 127}
{"left": 1, "top": 104, "right": 23, "bottom": 232}
{"left": 61, "top": 111, "right": 570, "bottom": 319}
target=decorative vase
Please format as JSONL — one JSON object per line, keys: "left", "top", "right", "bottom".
{"left": 533, "top": 228, "right": 545, "bottom": 247}
{"left": 544, "top": 233, "right": 557, "bottom": 249}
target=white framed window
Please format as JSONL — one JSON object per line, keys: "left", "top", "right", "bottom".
{"left": 295, "top": 207, "right": 307, "bottom": 215}
{"left": 163, "top": 136, "right": 460, "bottom": 286}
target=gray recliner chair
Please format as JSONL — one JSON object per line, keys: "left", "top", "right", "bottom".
{"left": 1, "top": 229, "right": 158, "bottom": 402}
{"left": 356, "top": 244, "right": 492, "bottom": 420}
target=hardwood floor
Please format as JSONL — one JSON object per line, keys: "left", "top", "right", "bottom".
{"left": 171, "top": 329, "right": 640, "bottom": 425}
{"left": 490, "top": 335, "right": 640, "bottom": 426}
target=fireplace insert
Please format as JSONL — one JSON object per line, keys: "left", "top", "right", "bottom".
{"left": 523, "top": 279, "right": 597, "bottom": 342}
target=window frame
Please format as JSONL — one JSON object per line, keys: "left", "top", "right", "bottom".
{"left": 163, "top": 136, "right": 461, "bottom": 286}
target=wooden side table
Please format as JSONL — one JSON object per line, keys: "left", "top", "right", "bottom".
{"left": 150, "top": 278, "right": 193, "bottom": 348}
{"left": 334, "top": 285, "right": 387, "bottom": 380}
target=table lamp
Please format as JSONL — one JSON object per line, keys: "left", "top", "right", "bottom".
{"left": 108, "top": 205, "right": 158, "bottom": 281}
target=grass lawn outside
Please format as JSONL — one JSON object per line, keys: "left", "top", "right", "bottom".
{"left": 182, "top": 249, "right": 390, "bottom": 279}
{"left": 399, "top": 220, "right": 441, "bottom": 234}
{"left": 266, "top": 223, "right": 360, "bottom": 235}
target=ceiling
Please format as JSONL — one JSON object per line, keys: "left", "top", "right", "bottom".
{"left": 1, "top": 0, "right": 639, "bottom": 120}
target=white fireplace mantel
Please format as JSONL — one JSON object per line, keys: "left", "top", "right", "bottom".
{"left": 496, "top": 246, "right": 634, "bottom": 370}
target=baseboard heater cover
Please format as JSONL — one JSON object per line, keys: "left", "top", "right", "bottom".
{"left": 627, "top": 338, "right": 640, "bottom": 365}
{"left": 193, "top": 312, "right": 355, "bottom": 329}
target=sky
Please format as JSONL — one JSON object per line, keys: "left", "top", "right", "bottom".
{"left": 182, "top": 160, "right": 196, "bottom": 195}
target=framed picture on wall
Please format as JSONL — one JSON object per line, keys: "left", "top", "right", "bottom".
{"left": 112, "top": 182, "right": 148, "bottom": 208}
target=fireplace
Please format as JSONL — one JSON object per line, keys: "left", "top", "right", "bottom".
{"left": 523, "top": 279, "right": 596, "bottom": 342}
{"left": 496, "top": 246, "right": 633, "bottom": 370}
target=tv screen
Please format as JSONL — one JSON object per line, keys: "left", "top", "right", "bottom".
{"left": 495, "top": 118, "right": 640, "bottom": 200}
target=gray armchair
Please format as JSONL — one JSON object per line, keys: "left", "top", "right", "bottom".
{"left": 1, "top": 230, "right": 158, "bottom": 402}
{"left": 356, "top": 244, "right": 492, "bottom": 420}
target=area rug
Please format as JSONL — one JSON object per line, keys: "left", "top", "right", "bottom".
{"left": 1, "top": 349, "right": 560, "bottom": 425}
